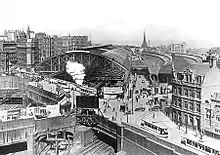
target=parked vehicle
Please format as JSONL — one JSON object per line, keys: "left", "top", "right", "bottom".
{"left": 134, "top": 107, "right": 145, "bottom": 112}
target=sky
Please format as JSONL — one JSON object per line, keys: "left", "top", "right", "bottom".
{"left": 1, "top": 0, "right": 220, "bottom": 48}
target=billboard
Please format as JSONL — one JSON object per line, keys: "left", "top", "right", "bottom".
{"left": 103, "top": 87, "right": 123, "bottom": 95}
{"left": 76, "top": 96, "right": 99, "bottom": 108}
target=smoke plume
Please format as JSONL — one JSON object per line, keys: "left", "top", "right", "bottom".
{"left": 66, "top": 61, "right": 85, "bottom": 85}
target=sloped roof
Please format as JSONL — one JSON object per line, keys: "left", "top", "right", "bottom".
{"left": 180, "top": 63, "right": 210, "bottom": 75}
{"left": 159, "top": 57, "right": 194, "bottom": 74}
{"left": 174, "top": 57, "right": 193, "bottom": 73}
{"left": 159, "top": 63, "right": 172, "bottom": 74}
{"left": 132, "top": 59, "right": 146, "bottom": 68}
{"left": 101, "top": 47, "right": 130, "bottom": 70}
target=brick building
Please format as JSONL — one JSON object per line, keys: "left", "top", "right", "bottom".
{"left": 201, "top": 57, "right": 220, "bottom": 138}
{"left": 71, "top": 35, "right": 92, "bottom": 49}
{"left": 171, "top": 55, "right": 220, "bottom": 134}
{"left": 16, "top": 29, "right": 39, "bottom": 69}
{"left": 0, "top": 41, "right": 17, "bottom": 73}
{"left": 35, "top": 33, "right": 62, "bottom": 62}
{"left": 169, "top": 42, "right": 186, "bottom": 53}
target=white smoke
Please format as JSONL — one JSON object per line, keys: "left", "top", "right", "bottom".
{"left": 66, "top": 61, "right": 85, "bottom": 85}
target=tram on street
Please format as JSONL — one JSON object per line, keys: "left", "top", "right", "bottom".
{"left": 140, "top": 119, "right": 168, "bottom": 138}
{"left": 181, "top": 137, "right": 220, "bottom": 155}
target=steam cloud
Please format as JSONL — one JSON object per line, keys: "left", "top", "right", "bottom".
{"left": 66, "top": 61, "right": 85, "bottom": 85}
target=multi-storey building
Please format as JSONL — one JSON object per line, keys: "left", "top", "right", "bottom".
{"left": 201, "top": 56, "right": 220, "bottom": 138}
{"left": 16, "top": 29, "right": 39, "bottom": 69}
{"left": 53, "top": 35, "right": 62, "bottom": 56}
{"left": 169, "top": 42, "right": 186, "bottom": 53}
{"left": 71, "top": 35, "right": 92, "bottom": 49}
{"left": 171, "top": 56, "right": 210, "bottom": 132}
{"left": 171, "top": 55, "right": 220, "bottom": 134}
{"left": 202, "top": 92, "right": 220, "bottom": 139}
{"left": 35, "top": 33, "right": 63, "bottom": 62}
{"left": 3, "top": 30, "right": 21, "bottom": 41}
{"left": 36, "top": 33, "right": 53, "bottom": 62}
{"left": 155, "top": 45, "right": 168, "bottom": 53}
{"left": 0, "top": 41, "right": 17, "bottom": 73}
{"left": 60, "top": 36, "right": 73, "bottom": 52}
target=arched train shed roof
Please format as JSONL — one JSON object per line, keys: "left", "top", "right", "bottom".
{"left": 77, "top": 44, "right": 131, "bottom": 71}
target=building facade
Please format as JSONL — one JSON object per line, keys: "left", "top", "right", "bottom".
{"left": 171, "top": 55, "right": 220, "bottom": 136}
{"left": 171, "top": 67, "right": 204, "bottom": 131}
{"left": 0, "top": 41, "right": 17, "bottom": 73}
{"left": 201, "top": 57, "right": 220, "bottom": 139}
{"left": 60, "top": 36, "right": 73, "bottom": 52}
{"left": 201, "top": 92, "right": 220, "bottom": 139}
{"left": 16, "top": 30, "right": 39, "bottom": 69}
{"left": 35, "top": 33, "right": 63, "bottom": 62}
{"left": 71, "top": 35, "right": 92, "bottom": 49}
{"left": 169, "top": 42, "right": 186, "bottom": 53}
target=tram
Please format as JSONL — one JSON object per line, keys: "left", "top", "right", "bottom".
{"left": 181, "top": 137, "right": 220, "bottom": 155}
{"left": 140, "top": 119, "right": 168, "bottom": 138}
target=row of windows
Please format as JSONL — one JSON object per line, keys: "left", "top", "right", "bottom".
{"left": 173, "top": 98, "right": 200, "bottom": 112}
{"left": 173, "top": 86, "right": 201, "bottom": 99}
{"left": 205, "top": 108, "right": 220, "bottom": 121}
{"left": 215, "top": 129, "right": 220, "bottom": 133}
{"left": 173, "top": 112, "right": 195, "bottom": 126}
{"left": 176, "top": 73, "right": 202, "bottom": 84}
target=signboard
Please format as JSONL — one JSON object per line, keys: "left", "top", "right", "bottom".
{"left": 103, "top": 87, "right": 123, "bottom": 95}
{"left": 76, "top": 96, "right": 99, "bottom": 108}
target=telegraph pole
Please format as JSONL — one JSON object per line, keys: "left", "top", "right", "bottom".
{"left": 131, "top": 52, "right": 134, "bottom": 115}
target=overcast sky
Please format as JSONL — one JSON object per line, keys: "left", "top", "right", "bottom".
{"left": 1, "top": 0, "right": 220, "bottom": 48}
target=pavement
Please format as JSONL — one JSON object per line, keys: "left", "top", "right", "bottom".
{"left": 179, "top": 126, "right": 220, "bottom": 151}
{"left": 99, "top": 73, "right": 220, "bottom": 154}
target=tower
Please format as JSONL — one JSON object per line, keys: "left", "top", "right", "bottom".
{"left": 27, "top": 25, "right": 31, "bottom": 39}
{"left": 141, "top": 31, "right": 148, "bottom": 49}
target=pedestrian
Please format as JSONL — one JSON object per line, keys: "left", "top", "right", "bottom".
{"left": 112, "top": 108, "right": 115, "bottom": 112}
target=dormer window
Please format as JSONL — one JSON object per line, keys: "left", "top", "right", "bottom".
{"left": 189, "top": 74, "right": 192, "bottom": 82}
{"left": 186, "top": 74, "right": 189, "bottom": 82}
{"left": 177, "top": 73, "right": 184, "bottom": 81}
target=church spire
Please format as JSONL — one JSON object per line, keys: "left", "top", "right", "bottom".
{"left": 141, "top": 31, "right": 148, "bottom": 49}
{"left": 27, "top": 25, "right": 30, "bottom": 39}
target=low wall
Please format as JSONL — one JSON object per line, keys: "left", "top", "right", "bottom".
{"left": 96, "top": 116, "right": 200, "bottom": 155}
{"left": 35, "top": 115, "right": 76, "bottom": 132}
{"left": 0, "top": 118, "right": 35, "bottom": 146}
{"left": 122, "top": 122, "right": 198, "bottom": 155}
{"left": 0, "top": 116, "right": 76, "bottom": 147}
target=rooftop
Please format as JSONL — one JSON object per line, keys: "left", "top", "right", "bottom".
{"left": 180, "top": 63, "right": 210, "bottom": 75}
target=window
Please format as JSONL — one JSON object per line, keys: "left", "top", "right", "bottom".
{"left": 196, "top": 76, "right": 202, "bottom": 84}
{"left": 173, "top": 98, "right": 177, "bottom": 106}
{"left": 178, "top": 87, "right": 182, "bottom": 95}
{"left": 173, "top": 86, "right": 177, "bottom": 94}
{"left": 189, "top": 75, "right": 192, "bottom": 82}
{"left": 189, "top": 90, "right": 194, "bottom": 97}
{"left": 184, "top": 89, "right": 188, "bottom": 96}
{"left": 189, "top": 117, "right": 193, "bottom": 126}
{"left": 205, "top": 108, "right": 211, "bottom": 119}
{"left": 189, "top": 102, "right": 193, "bottom": 111}
{"left": 186, "top": 75, "right": 189, "bottom": 82}
{"left": 196, "top": 90, "right": 201, "bottom": 99}
{"left": 216, "top": 115, "right": 220, "bottom": 121}
{"left": 196, "top": 103, "right": 200, "bottom": 112}
{"left": 184, "top": 115, "right": 188, "bottom": 124}
{"left": 184, "top": 101, "right": 188, "bottom": 109}
{"left": 179, "top": 99, "right": 182, "bottom": 108}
